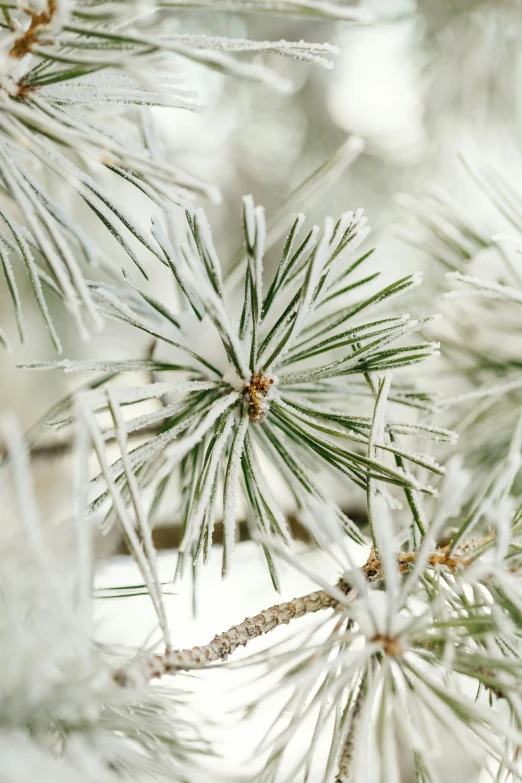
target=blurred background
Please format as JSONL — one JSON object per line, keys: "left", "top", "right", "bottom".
{"left": 3, "top": 1, "right": 522, "bottom": 778}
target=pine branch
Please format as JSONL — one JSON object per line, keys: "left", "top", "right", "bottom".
{"left": 401, "top": 158, "right": 522, "bottom": 510}
{"left": 0, "top": 413, "right": 208, "bottom": 781}
{"left": 31, "top": 199, "right": 446, "bottom": 584}
{"left": 0, "top": 0, "right": 368, "bottom": 348}
{"left": 115, "top": 532, "right": 494, "bottom": 687}
{"left": 115, "top": 578, "right": 354, "bottom": 686}
{"left": 5, "top": 407, "right": 521, "bottom": 779}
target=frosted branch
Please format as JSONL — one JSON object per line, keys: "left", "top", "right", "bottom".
{"left": 115, "top": 581, "right": 352, "bottom": 686}
{"left": 115, "top": 533, "right": 490, "bottom": 687}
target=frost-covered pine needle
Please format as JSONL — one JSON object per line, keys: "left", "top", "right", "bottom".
{"left": 0, "top": 415, "right": 207, "bottom": 782}
{"left": 0, "top": 0, "right": 366, "bottom": 347}
{"left": 29, "top": 198, "right": 445, "bottom": 584}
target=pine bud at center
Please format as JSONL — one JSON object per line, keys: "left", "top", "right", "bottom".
{"left": 245, "top": 372, "right": 277, "bottom": 423}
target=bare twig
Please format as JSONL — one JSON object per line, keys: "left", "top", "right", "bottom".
{"left": 114, "top": 579, "right": 353, "bottom": 686}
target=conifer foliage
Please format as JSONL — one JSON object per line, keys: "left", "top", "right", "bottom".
{"left": 2, "top": 2, "right": 522, "bottom": 782}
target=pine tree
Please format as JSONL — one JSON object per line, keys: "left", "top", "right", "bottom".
{"left": 2, "top": 2, "right": 522, "bottom": 781}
